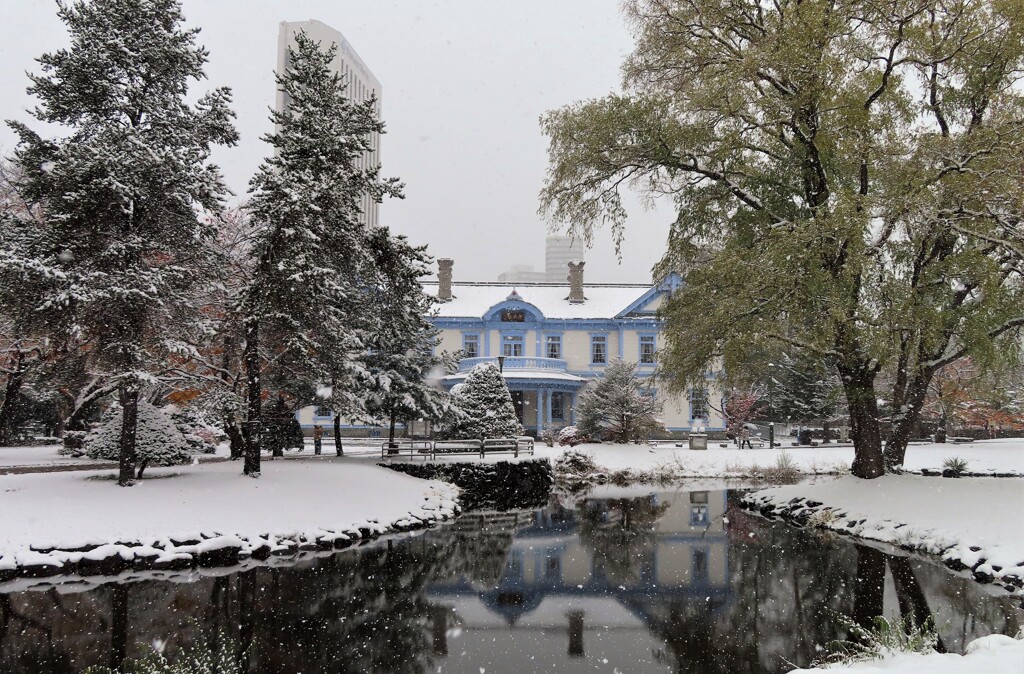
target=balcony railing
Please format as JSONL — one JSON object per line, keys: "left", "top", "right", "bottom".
{"left": 458, "top": 356, "right": 568, "bottom": 373}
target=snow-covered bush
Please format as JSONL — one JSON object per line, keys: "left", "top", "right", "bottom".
{"left": 557, "top": 426, "right": 590, "bottom": 447}
{"left": 442, "top": 363, "right": 521, "bottom": 439}
{"left": 169, "top": 405, "right": 225, "bottom": 454}
{"left": 58, "top": 430, "right": 88, "bottom": 457}
{"left": 85, "top": 401, "right": 192, "bottom": 477}
{"left": 540, "top": 426, "right": 558, "bottom": 447}
{"left": 553, "top": 449, "right": 598, "bottom": 478}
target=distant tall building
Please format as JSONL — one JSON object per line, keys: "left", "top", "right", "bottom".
{"left": 497, "top": 264, "right": 548, "bottom": 284}
{"left": 277, "top": 20, "right": 382, "bottom": 227}
{"left": 544, "top": 236, "right": 585, "bottom": 282}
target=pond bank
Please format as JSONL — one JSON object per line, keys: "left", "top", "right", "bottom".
{"left": 0, "top": 458, "right": 459, "bottom": 580}
{"left": 741, "top": 475, "right": 1024, "bottom": 597}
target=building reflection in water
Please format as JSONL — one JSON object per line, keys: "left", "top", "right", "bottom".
{"left": 424, "top": 488, "right": 731, "bottom": 673}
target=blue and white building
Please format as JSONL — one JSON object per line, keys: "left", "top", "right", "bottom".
{"left": 426, "top": 258, "right": 723, "bottom": 435}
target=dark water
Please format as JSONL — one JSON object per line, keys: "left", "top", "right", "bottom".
{"left": 0, "top": 486, "right": 1020, "bottom": 673}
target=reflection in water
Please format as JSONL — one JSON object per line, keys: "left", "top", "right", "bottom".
{"left": 0, "top": 487, "right": 1019, "bottom": 673}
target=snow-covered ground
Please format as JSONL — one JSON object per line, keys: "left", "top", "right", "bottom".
{"left": 742, "top": 474, "right": 1024, "bottom": 594}
{"left": 790, "top": 634, "right": 1024, "bottom": 673}
{"left": 5, "top": 437, "right": 1021, "bottom": 477}
{"left": 0, "top": 458, "right": 458, "bottom": 576}
{"left": 0, "top": 443, "right": 109, "bottom": 468}
{"left": 532, "top": 437, "right": 1024, "bottom": 478}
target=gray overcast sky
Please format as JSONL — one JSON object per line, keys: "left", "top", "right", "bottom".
{"left": 0, "top": 0, "right": 670, "bottom": 283}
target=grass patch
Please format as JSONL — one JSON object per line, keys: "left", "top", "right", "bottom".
{"left": 815, "top": 614, "right": 938, "bottom": 667}
{"left": 943, "top": 456, "right": 969, "bottom": 477}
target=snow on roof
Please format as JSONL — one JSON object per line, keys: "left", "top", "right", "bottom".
{"left": 424, "top": 282, "right": 652, "bottom": 319}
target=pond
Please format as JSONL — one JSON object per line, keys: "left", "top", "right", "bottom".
{"left": 1, "top": 485, "right": 1020, "bottom": 673}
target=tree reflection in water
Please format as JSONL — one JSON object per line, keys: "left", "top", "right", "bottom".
{"left": 0, "top": 488, "right": 1019, "bottom": 674}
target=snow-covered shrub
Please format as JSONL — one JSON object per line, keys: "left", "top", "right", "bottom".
{"left": 443, "top": 363, "right": 521, "bottom": 439}
{"left": 169, "top": 405, "right": 225, "bottom": 454}
{"left": 554, "top": 449, "right": 598, "bottom": 477}
{"left": 58, "top": 430, "right": 88, "bottom": 457}
{"left": 85, "top": 401, "right": 192, "bottom": 476}
{"left": 539, "top": 426, "right": 558, "bottom": 447}
{"left": 557, "top": 425, "right": 590, "bottom": 447}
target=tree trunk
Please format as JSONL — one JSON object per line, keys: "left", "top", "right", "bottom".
{"left": 334, "top": 414, "right": 343, "bottom": 456}
{"left": 136, "top": 458, "right": 149, "bottom": 480}
{"left": 388, "top": 407, "right": 398, "bottom": 445}
{"left": 118, "top": 385, "right": 138, "bottom": 487}
{"left": 822, "top": 418, "right": 831, "bottom": 444}
{"left": 0, "top": 350, "right": 27, "bottom": 445}
{"left": 109, "top": 584, "right": 129, "bottom": 671}
{"left": 838, "top": 363, "right": 884, "bottom": 479}
{"left": 888, "top": 554, "right": 946, "bottom": 652}
{"left": 243, "top": 321, "right": 261, "bottom": 476}
{"left": 884, "top": 370, "right": 932, "bottom": 471}
{"left": 852, "top": 544, "right": 886, "bottom": 634}
{"left": 226, "top": 415, "right": 245, "bottom": 459}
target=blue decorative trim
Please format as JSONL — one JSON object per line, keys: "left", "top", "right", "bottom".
{"left": 613, "top": 272, "right": 684, "bottom": 318}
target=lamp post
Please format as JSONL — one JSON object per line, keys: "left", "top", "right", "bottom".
{"left": 497, "top": 355, "right": 505, "bottom": 373}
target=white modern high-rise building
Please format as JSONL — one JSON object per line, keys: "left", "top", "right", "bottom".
{"left": 277, "top": 20, "right": 382, "bottom": 227}
{"left": 544, "top": 236, "right": 585, "bottom": 282}
{"left": 496, "top": 236, "right": 587, "bottom": 283}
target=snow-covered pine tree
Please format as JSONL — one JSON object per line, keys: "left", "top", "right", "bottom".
{"left": 241, "top": 31, "right": 402, "bottom": 476}
{"left": 86, "top": 400, "right": 191, "bottom": 478}
{"left": 358, "top": 228, "right": 448, "bottom": 444}
{"left": 576, "top": 360, "right": 663, "bottom": 443}
{"left": 4, "top": 0, "right": 237, "bottom": 485}
{"left": 447, "top": 363, "right": 521, "bottom": 439}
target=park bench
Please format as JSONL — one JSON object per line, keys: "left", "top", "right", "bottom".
{"left": 379, "top": 440, "right": 434, "bottom": 460}
{"left": 486, "top": 436, "right": 535, "bottom": 458}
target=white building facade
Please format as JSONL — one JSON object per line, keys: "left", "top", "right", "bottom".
{"left": 277, "top": 20, "right": 382, "bottom": 228}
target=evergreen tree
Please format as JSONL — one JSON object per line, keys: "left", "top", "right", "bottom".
{"left": 446, "top": 363, "right": 521, "bottom": 439}
{"left": 769, "top": 352, "right": 845, "bottom": 426}
{"left": 575, "top": 360, "right": 663, "bottom": 443}
{"left": 359, "top": 228, "right": 448, "bottom": 444}
{"left": 86, "top": 400, "right": 191, "bottom": 479}
{"left": 3, "top": 0, "right": 237, "bottom": 485}
{"left": 241, "top": 31, "right": 401, "bottom": 476}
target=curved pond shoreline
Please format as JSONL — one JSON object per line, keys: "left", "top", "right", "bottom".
{"left": 740, "top": 476, "right": 1024, "bottom": 599}
{"left": 0, "top": 459, "right": 459, "bottom": 581}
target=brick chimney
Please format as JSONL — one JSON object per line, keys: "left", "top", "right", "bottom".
{"left": 437, "top": 258, "right": 454, "bottom": 301}
{"left": 567, "top": 260, "right": 586, "bottom": 303}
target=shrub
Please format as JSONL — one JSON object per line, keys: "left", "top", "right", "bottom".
{"left": 554, "top": 449, "right": 598, "bottom": 477}
{"left": 557, "top": 425, "right": 590, "bottom": 447}
{"left": 815, "top": 615, "right": 938, "bottom": 667}
{"left": 540, "top": 426, "right": 558, "bottom": 447}
{"left": 85, "top": 401, "right": 192, "bottom": 477}
{"left": 942, "top": 456, "right": 969, "bottom": 477}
